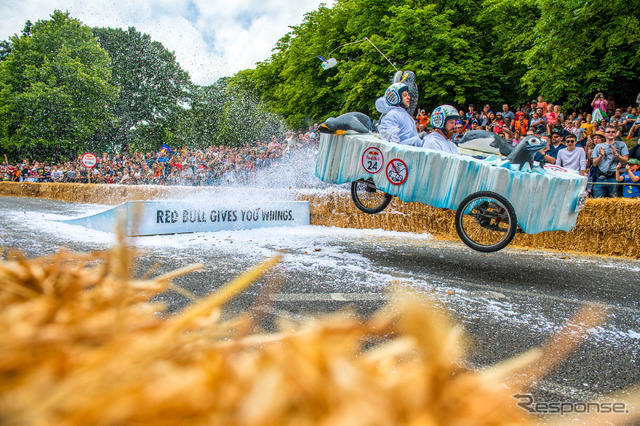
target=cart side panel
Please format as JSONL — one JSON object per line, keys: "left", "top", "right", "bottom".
{"left": 315, "top": 133, "right": 587, "bottom": 234}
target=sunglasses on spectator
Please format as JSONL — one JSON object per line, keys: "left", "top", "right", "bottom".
{"left": 605, "top": 131, "right": 615, "bottom": 133}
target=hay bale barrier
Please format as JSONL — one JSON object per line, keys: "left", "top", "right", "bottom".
{"left": 1, "top": 239, "right": 638, "bottom": 424}
{"left": 1, "top": 182, "right": 638, "bottom": 258}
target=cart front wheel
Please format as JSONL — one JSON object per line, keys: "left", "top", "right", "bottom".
{"left": 351, "top": 179, "right": 393, "bottom": 214}
{"left": 455, "top": 191, "right": 517, "bottom": 252}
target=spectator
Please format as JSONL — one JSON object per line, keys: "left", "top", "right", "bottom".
{"left": 581, "top": 114, "right": 594, "bottom": 137}
{"left": 466, "top": 104, "right": 479, "bottom": 125}
{"left": 416, "top": 109, "right": 429, "bottom": 128}
{"left": 537, "top": 96, "right": 548, "bottom": 112}
{"left": 624, "top": 107, "right": 639, "bottom": 134}
{"left": 417, "top": 123, "right": 427, "bottom": 139}
{"left": 609, "top": 108, "right": 624, "bottom": 125}
{"left": 556, "top": 134, "right": 587, "bottom": 175}
{"left": 615, "top": 158, "right": 640, "bottom": 198}
{"left": 591, "top": 92, "right": 608, "bottom": 122}
{"left": 479, "top": 104, "right": 492, "bottom": 128}
{"left": 627, "top": 115, "right": 640, "bottom": 139}
{"left": 450, "top": 120, "right": 466, "bottom": 145}
{"left": 513, "top": 112, "right": 529, "bottom": 135}
{"left": 527, "top": 100, "right": 538, "bottom": 122}
{"left": 535, "top": 131, "right": 565, "bottom": 165}
{"left": 554, "top": 104, "right": 564, "bottom": 123}
{"left": 544, "top": 104, "right": 557, "bottom": 134}
{"left": 530, "top": 111, "right": 546, "bottom": 133}
{"left": 628, "top": 138, "right": 640, "bottom": 163}
{"left": 502, "top": 104, "right": 515, "bottom": 121}
{"left": 591, "top": 124, "right": 629, "bottom": 198}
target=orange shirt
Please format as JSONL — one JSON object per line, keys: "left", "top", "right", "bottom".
{"left": 514, "top": 118, "right": 529, "bottom": 134}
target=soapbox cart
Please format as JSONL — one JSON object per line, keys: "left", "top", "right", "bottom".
{"left": 315, "top": 133, "right": 588, "bottom": 252}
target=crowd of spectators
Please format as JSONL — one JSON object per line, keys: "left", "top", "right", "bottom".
{"left": 3, "top": 94, "right": 640, "bottom": 198}
{"left": 1, "top": 126, "right": 320, "bottom": 186}
{"left": 417, "top": 94, "right": 640, "bottom": 197}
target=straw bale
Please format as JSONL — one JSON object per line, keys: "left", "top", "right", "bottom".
{"left": 2, "top": 182, "right": 639, "bottom": 257}
{"left": 1, "top": 236, "right": 638, "bottom": 425}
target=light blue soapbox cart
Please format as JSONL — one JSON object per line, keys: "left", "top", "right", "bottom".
{"left": 315, "top": 133, "right": 588, "bottom": 252}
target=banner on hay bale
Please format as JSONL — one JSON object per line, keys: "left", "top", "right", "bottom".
{"left": 58, "top": 200, "right": 310, "bottom": 236}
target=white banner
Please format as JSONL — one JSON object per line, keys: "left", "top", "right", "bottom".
{"left": 59, "top": 200, "right": 310, "bottom": 236}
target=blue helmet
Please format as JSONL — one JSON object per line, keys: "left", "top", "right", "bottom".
{"left": 431, "top": 105, "right": 459, "bottom": 130}
{"left": 385, "top": 83, "right": 409, "bottom": 106}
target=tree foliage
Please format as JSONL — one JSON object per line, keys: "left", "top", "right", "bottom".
{"left": 0, "top": 11, "right": 117, "bottom": 161}
{"left": 91, "top": 27, "right": 192, "bottom": 154}
{"left": 177, "top": 77, "right": 286, "bottom": 148}
{"left": 237, "top": 0, "right": 640, "bottom": 127}
{"left": 517, "top": 0, "right": 640, "bottom": 107}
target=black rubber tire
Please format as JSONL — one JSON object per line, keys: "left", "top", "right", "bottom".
{"left": 454, "top": 191, "right": 517, "bottom": 252}
{"left": 351, "top": 179, "right": 393, "bottom": 214}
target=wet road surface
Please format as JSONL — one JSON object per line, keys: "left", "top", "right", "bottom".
{"left": 1, "top": 196, "right": 639, "bottom": 408}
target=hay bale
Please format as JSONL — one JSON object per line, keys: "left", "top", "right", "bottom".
{"left": 2, "top": 182, "right": 639, "bottom": 258}
{"left": 1, "top": 238, "right": 638, "bottom": 424}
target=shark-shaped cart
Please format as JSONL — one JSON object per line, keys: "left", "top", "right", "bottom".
{"left": 315, "top": 133, "right": 588, "bottom": 252}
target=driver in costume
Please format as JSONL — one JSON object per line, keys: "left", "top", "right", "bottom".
{"left": 422, "top": 105, "right": 461, "bottom": 155}
{"left": 377, "top": 83, "right": 423, "bottom": 147}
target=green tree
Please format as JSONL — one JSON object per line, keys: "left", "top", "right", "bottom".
{"left": 239, "top": 0, "right": 532, "bottom": 128}
{"left": 0, "top": 11, "right": 117, "bottom": 161}
{"left": 91, "top": 27, "right": 192, "bottom": 154}
{"left": 517, "top": 0, "right": 640, "bottom": 107}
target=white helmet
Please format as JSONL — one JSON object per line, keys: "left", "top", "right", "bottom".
{"left": 431, "top": 105, "right": 459, "bottom": 130}
{"left": 385, "top": 83, "right": 409, "bottom": 106}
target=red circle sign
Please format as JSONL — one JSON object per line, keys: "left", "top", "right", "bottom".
{"left": 386, "top": 159, "right": 408, "bottom": 185}
{"left": 361, "top": 147, "right": 384, "bottom": 174}
{"left": 81, "top": 153, "right": 97, "bottom": 168}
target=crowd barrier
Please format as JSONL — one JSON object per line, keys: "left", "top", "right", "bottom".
{"left": 1, "top": 182, "right": 638, "bottom": 258}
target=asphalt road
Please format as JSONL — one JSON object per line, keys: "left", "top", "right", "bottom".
{"left": 1, "top": 195, "right": 639, "bottom": 411}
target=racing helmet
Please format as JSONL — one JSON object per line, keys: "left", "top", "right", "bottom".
{"left": 385, "top": 83, "right": 409, "bottom": 106}
{"left": 431, "top": 105, "right": 459, "bottom": 130}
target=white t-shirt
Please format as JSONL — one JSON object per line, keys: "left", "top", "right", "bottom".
{"left": 422, "top": 131, "right": 460, "bottom": 155}
{"left": 556, "top": 147, "right": 587, "bottom": 172}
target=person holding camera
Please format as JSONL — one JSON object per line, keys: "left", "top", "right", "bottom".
{"left": 591, "top": 92, "right": 608, "bottom": 123}
{"left": 591, "top": 124, "right": 629, "bottom": 198}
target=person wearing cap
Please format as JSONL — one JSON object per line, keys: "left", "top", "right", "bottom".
{"left": 556, "top": 134, "right": 586, "bottom": 175}
{"left": 416, "top": 108, "right": 429, "bottom": 128}
{"left": 535, "top": 131, "right": 565, "bottom": 164}
{"left": 616, "top": 158, "right": 640, "bottom": 197}
{"left": 513, "top": 111, "right": 529, "bottom": 135}
{"left": 592, "top": 124, "right": 630, "bottom": 198}
{"left": 377, "top": 83, "right": 423, "bottom": 147}
{"left": 466, "top": 104, "right": 478, "bottom": 124}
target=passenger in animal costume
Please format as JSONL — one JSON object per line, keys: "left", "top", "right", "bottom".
{"left": 377, "top": 83, "right": 423, "bottom": 147}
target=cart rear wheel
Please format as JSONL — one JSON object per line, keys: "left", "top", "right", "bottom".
{"left": 455, "top": 191, "right": 517, "bottom": 252}
{"left": 351, "top": 179, "right": 392, "bottom": 214}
